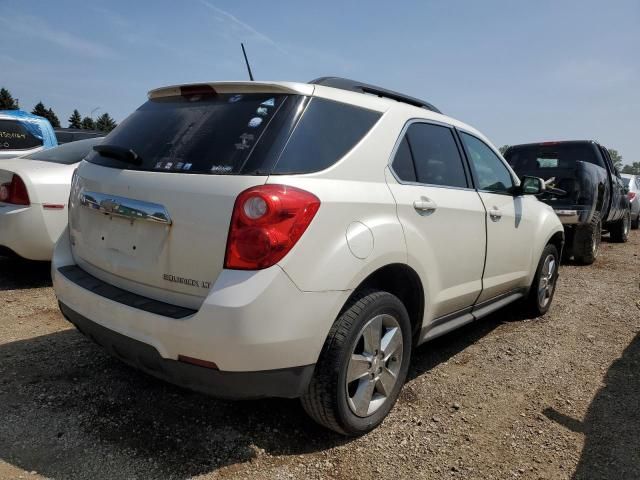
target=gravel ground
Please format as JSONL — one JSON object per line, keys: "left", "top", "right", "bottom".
{"left": 0, "top": 232, "right": 638, "bottom": 480}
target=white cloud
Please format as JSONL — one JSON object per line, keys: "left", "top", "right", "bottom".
{"left": 0, "top": 15, "right": 118, "bottom": 59}
{"left": 195, "top": 0, "right": 288, "bottom": 55}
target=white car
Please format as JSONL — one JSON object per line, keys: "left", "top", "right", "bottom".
{"left": 52, "top": 78, "right": 563, "bottom": 435}
{"left": 621, "top": 173, "right": 640, "bottom": 229}
{"left": 0, "top": 138, "right": 102, "bottom": 260}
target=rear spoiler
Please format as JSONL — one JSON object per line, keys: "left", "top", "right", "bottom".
{"left": 148, "top": 82, "right": 315, "bottom": 100}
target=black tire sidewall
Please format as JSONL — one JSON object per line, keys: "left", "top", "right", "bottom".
{"left": 334, "top": 293, "right": 412, "bottom": 435}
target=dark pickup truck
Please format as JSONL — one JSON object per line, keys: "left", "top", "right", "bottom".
{"left": 505, "top": 140, "right": 630, "bottom": 264}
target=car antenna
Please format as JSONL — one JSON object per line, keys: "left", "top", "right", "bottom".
{"left": 241, "top": 43, "right": 255, "bottom": 81}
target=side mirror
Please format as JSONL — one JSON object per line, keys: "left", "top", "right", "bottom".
{"left": 520, "top": 176, "right": 545, "bottom": 195}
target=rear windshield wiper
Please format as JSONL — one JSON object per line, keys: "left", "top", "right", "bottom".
{"left": 93, "top": 144, "right": 143, "bottom": 166}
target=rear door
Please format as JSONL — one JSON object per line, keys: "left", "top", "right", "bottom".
{"left": 386, "top": 121, "right": 486, "bottom": 319}
{"left": 459, "top": 131, "right": 538, "bottom": 302}
{"left": 69, "top": 91, "right": 304, "bottom": 309}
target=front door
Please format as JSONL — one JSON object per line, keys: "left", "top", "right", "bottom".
{"left": 459, "top": 131, "right": 538, "bottom": 302}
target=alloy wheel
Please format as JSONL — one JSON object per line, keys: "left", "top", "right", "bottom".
{"left": 346, "top": 314, "right": 403, "bottom": 417}
{"left": 538, "top": 254, "right": 557, "bottom": 308}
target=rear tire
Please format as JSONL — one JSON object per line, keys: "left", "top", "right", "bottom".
{"left": 524, "top": 244, "right": 559, "bottom": 316}
{"left": 301, "top": 290, "right": 412, "bottom": 436}
{"left": 573, "top": 213, "right": 601, "bottom": 265}
{"left": 609, "top": 211, "right": 631, "bottom": 242}
{"left": 631, "top": 213, "right": 639, "bottom": 230}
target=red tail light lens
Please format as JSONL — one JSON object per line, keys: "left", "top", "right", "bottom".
{"left": 0, "top": 175, "right": 30, "bottom": 206}
{"left": 628, "top": 191, "right": 636, "bottom": 201}
{"left": 224, "top": 185, "right": 320, "bottom": 270}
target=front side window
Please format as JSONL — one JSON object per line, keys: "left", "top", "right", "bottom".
{"left": 461, "top": 132, "right": 514, "bottom": 193}
{"left": 0, "top": 120, "right": 43, "bottom": 150}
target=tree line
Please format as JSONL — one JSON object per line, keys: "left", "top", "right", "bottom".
{"left": 0, "top": 87, "right": 117, "bottom": 132}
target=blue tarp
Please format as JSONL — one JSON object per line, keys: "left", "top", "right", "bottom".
{"left": 0, "top": 110, "right": 58, "bottom": 149}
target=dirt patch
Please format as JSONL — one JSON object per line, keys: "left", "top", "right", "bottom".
{"left": 1, "top": 233, "right": 638, "bottom": 479}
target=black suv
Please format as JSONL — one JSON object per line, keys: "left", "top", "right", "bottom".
{"left": 505, "top": 140, "right": 630, "bottom": 264}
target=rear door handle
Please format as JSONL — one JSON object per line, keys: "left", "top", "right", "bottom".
{"left": 413, "top": 198, "right": 437, "bottom": 213}
{"left": 489, "top": 207, "right": 502, "bottom": 221}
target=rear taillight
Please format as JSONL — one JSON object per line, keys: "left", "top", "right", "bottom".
{"left": 628, "top": 191, "right": 636, "bottom": 202}
{"left": 0, "top": 175, "right": 30, "bottom": 206}
{"left": 224, "top": 185, "right": 320, "bottom": 270}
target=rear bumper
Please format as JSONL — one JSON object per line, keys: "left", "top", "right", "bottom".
{"left": 52, "top": 227, "right": 350, "bottom": 391}
{"left": 59, "top": 302, "right": 315, "bottom": 399}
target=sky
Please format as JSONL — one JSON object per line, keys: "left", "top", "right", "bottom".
{"left": 1, "top": 0, "right": 638, "bottom": 163}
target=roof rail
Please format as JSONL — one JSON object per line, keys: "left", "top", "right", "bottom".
{"left": 309, "top": 77, "right": 442, "bottom": 114}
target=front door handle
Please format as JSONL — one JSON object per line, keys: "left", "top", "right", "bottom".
{"left": 489, "top": 207, "right": 502, "bottom": 221}
{"left": 413, "top": 198, "right": 437, "bottom": 213}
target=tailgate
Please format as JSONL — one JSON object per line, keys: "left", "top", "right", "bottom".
{"left": 69, "top": 162, "right": 266, "bottom": 309}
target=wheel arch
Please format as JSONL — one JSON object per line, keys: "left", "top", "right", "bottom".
{"left": 343, "top": 263, "right": 425, "bottom": 342}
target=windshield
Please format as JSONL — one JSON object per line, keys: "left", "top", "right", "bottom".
{"left": 23, "top": 137, "right": 103, "bottom": 164}
{"left": 505, "top": 143, "right": 605, "bottom": 175}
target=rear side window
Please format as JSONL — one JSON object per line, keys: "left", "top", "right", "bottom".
{"left": 87, "top": 93, "right": 290, "bottom": 174}
{"left": 272, "top": 98, "right": 381, "bottom": 174}
{"left": 0, "top": 120, "right": 42, "bottom": 150}
{"left": 23, "top": 137, "right": 102, "bottom": 165}
{"left": 391, "top": 137, "right": 417, "bottom": 182}
{"left": 406, "top": 123, "right": 467, "bottom": 188}
{"left": 461, "top": 132, "right": 514, "bottom": 193}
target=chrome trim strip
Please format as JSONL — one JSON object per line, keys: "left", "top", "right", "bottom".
{"left": 80, "top": 190, "right": 172, "bottom": 225}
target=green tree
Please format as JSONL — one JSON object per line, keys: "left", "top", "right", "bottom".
{"left": 95, "top": 112, "right": 117, "bottom": 132}
{"left": 499, "top": 145, "right": 510, "bottom": 156}
{"left": 81, "top": 116, "right": 95, "bottom": 130}
{"left": 607, "top": 149, "right": 623, "bottom": 171}
{"left": 0, "top": 87, "right": 19, "bottom": 109}
{"left": 68, "top": 109, "right": 82, "bottom": 129}
{"left": 46, "top": 108, "right": 61, "bottom": 128}
{"left": 622, "top": 162, "right": 640, "bottom": 175}
{"left": 31, "top": 101, "right": 48, "bottom": 118}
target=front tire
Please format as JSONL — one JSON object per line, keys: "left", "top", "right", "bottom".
{"left": 301, "top": 290, "right": 412, "bottom": 436}
{"left": 524, "top": 244, "right": 559, "bottom": 316}
{"left": 609, "top": 211, "right": 630, "bottom": 243}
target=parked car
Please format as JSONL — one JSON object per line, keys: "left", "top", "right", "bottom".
{"left": 505, "top": 141, "right": 631, "bottom": 264}
{"left": 0, "top": 110, "right": 57, "bottom": 159}
{"left": 54, "top": 128, "right": 104, "bottom": 145}
{"left": 621, "top": 174, "right": 639, "bottom": 229}
{"left": 52, "top": 78, "right": 564, "bottom": 435}
{"left": 0, "top": 137, "right": 102, "bottom": 260}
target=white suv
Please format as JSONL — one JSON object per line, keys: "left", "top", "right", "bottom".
{"left": 53, "top": 78, "right": 564, "bottom": 435}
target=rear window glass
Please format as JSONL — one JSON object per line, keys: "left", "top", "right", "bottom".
{"left": 272, "top": 98, "right": 381, "bottom": 174}
{"left": 87, "top": 93, "right": 290, "bottom": 174}
{"left": 0, "top": 120, "right": 43, "bottom": 150}
{"left": 505, "top": 143, "right": 605, "bottom": 174}
{"left": 87, "top": 94, "right": 380, "bottom": 176}
{"left": 23, "top": 137, "right": 102, "bottom": 164}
